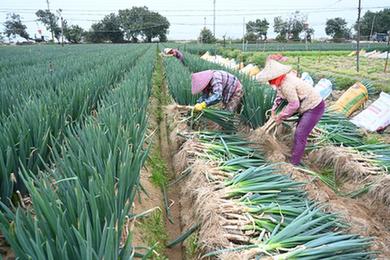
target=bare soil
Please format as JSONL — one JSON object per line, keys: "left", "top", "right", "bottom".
{"left": 161, "top": 104, "right": 184, "bottom": 259}
{"left": 0, "top": 237, "right": 14, "bottom": 260}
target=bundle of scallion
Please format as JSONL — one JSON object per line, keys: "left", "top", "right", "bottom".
{"left": 177, "top": 131, "right": 372, "bottom": 259}
{"left": 174, "top": 104, "right": 238, "bottom": 131}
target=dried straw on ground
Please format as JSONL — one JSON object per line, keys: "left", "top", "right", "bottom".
{"left": 309, "top": 146, "right": 383, "bottom": 181}
{"left": 369, "top": 175, "right": 390, "bottom": 208}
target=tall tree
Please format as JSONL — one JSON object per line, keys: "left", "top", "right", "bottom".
{"left": 356, "top": 9, "right": 390, "bottom": 36}
{"left": 198, "top": 27, "right": 216, "bottom": 43}
{"left": 141, "top": 11, "right": 169, "bottom": 42}
{"left": 100, "top": 13, "right": 124, "bottom": 43}
{"left": 85, "top": 22, "right": 106, "bottom": 43}
{"left": 35, "top": 9, "right": 61, "bottom": 41}
{"left": 4, "top": 13, "right": 30, "bottom": 40}
{"left": 287, "top": 11, "right": 306, "bottom": 41}
{"left": 325, "top": 17, "right": 351, "bottom": 42}
{"left": 274, "top": 16, "right": 288, "bottom": 42}
{"left": 244, "top": 32, "right": 257, "bottom": 42}
{"left": 85, "top": 13, "right": 123, "bottom": 43}
{"left": 246, "top": 19, "right": 269, "bottom": 40}
{"left": 304, "top": 27, "right": 315, "bottom": 42}
{"left": 63, "top": 24, "right": 84, "bottom": 43}
{"left": 118, "top": 6, "right": 170, "bottom": 43}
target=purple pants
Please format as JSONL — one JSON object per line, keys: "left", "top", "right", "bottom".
{"left": 291, "top": 100, "right": 325, "bottom": 165}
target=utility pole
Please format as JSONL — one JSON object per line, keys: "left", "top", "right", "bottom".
{"left": 356, "top": 0, "right": 361, "bottom": 72}
{"left": 384, "top": 31, "right": 390, "bottom": 72}
{"left": 204, "top": 17, "right": 206, "bottom": 28}
{"left": 242, "top": 17, "right": 245, "bottom": 51}
{"left": 369, "top": 14, "right": 376, "bottom": 41}
{"left": 368, "top": 14, "right": 376, "bottom": 49}
{"left": 213, "top": 0, "right": 216, "bottom": 37}
{"left": 57, "top": 9, "right": 64, "bottom": 47}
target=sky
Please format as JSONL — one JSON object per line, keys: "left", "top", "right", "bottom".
{"left": 1, "top": 0, "right": 389, "bottom": 41}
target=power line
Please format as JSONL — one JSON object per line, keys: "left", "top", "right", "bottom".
{"left": 0, "top": 5, "right": 389, "bottom": 17}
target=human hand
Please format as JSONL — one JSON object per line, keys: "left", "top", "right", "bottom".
{"left": 194, "top": 102, "right": 207, "bottom": 112}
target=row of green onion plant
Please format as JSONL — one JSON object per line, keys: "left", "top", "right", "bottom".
{"left": 0, "top": 44, "right": 148, "bottom": 119}
{"left": 0, "top": 44, "right": 93, "bottom": 76}
{"left": 177, "top": 131, "right": 373, "bottom": 259}
{"left": 0, "top": 45, "right": 150, "bottom": 204}
{"left": 0, "top": 46, "right": 156, "bottom": 259}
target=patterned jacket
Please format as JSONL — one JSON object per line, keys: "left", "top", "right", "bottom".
{"left": 197, "top": 70, "right": 241, "bottom": 106}
{"left": 272, "top": 72, "right": 322, "bottom": 119}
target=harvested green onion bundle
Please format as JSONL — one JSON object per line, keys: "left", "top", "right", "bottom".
{"left": 194, "top": 108, "right": 238, "bottom": 132}
{"left": 176, "top": 131, "right": 372, "bottom": 259}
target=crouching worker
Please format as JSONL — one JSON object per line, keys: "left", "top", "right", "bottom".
{"left": 191, "top": 70, "right": 244, "bottom": 113}
{"left": 257, "top": 59, "right": 325, "bottom": 165}
{"left": 161, "top": 48, "right": 184, "bottom": 63}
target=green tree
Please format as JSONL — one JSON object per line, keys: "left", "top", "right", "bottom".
{"left": 274, "top": 16, "right": 288, "bottom": 42}
{"left": 326, "top": 17, "right": 351, "bottom": 42}
{"left": 4, "top": 13, "right": 29, "bottom": 40}
{"left": 304, "top": 27, "right": 315, "bottom": 42}
{"left": 85, "top": 22, "right": 106, "bottom": 43}
{"left": 198, "top": 27, "right": 216, "bottom": 43}
{"left": 287, "top": 11, "right": 305, "bottom": 41}
{"left": 101, "top": 13, "right": 123, "bottom": 43}
{"left": 35, "top": 9, "right": 60, "bottom": 41}
{"left": 356, "top": 9, "right": 390, "bottom": 36}
{"left": 86, "top": 13, "right": 123, "bottom": 43}
{"left": 246, "top": 19, "right": 269, "bottom": 40}
{"left": 63, "top": 24, "right": 84, "bottom": 43}
{"left": 244, "top": 32, "right": 257, "bottom": 42}
{"left": 118, "top": 7, "right": 170, "bottom": 43}
{"left": 141, "top": 11, "right": 169, "bottom": 42}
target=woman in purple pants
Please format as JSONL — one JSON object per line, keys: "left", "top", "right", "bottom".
{"left": 257, "top": 59, "right": 325, "bottom": 165}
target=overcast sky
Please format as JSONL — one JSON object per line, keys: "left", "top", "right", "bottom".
{"left": 1, "top": 0, "right": 389, "bottom": 40}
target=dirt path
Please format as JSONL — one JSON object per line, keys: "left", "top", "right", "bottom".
{"left": 155, "top": 53, "right": 183, "bottom": 259}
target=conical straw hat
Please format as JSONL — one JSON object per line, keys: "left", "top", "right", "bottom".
{"left": 164, "top": 48, "right": 172, "bottom": 54}
{"left": 256, "top": 59, "right": 292, "bottom": 82}
{"left": 191, "top": 70, "right": 214, "bottom": 94}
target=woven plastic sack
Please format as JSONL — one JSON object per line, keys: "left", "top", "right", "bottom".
{"left": 351, "top": 92, "right": 390, "bottom": 132}
{"left": 329, "top": 82, "right": 368, "bottom": 117}
{"left": 248, "top": 66, "right": 260, "bottom": 77}
{"left": 314, "top": 78, "right": 333, "bottom": 100}
{"left": 240, "top": 64, "right": 254, "bottom": 75}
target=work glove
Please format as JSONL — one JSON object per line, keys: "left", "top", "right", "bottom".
{"left": 194, "top": 102, "right": 207, "bottom": 112}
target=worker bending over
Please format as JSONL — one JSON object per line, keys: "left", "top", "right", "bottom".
{"left": 191, "top": 70, "right": 244, "bottom": 113}
{"left": 257, "top": 59, "right": 325, "bottom": 165}
{"left": 162, "top": 48, "right": 184, "bottom": 63}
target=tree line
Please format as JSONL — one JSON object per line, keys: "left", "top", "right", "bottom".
{"left": 199, "top": 9, "right": 390, "bottom": 44}
{"left": 2, "top": 6, "right": 170, "bottom": 43}
{"left": 2, "top": 7, "right": 390, "bottom": 43}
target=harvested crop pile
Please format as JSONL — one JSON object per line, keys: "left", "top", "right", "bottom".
{"left": 170, "top": 131, "right": 373, "bottom": 259}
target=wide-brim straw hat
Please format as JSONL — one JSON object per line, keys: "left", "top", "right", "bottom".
{"left": 164, "top": 48, "right": 172, "bottom": 54}
{"left": 256, "top": 59, "right": 292, "bottom": 82}
{"left": 191, "top": 70, "right": 214, "bottom": 94}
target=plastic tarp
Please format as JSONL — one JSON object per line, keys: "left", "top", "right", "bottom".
{"left": 314, "top": 78, "right": 333, "bottom": 100}
{"left": 301, "top": 72, "right": 314, "bottom": 86}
